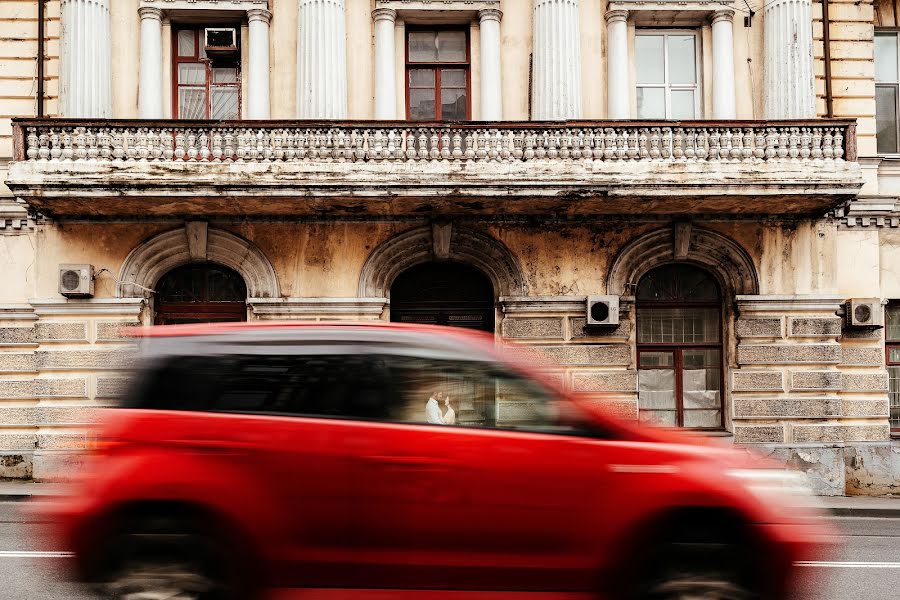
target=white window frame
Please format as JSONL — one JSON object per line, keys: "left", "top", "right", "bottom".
{"left": 876, "top": 30, "right": 900, "bottom": 155}
{"left": 634, "top": 29, "right": 702, "bottom": 120}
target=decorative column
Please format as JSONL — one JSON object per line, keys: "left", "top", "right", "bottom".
{"left": 138, "top": 6, "right": 164, "bottom": 119}
{"left": 297, "top": 0, "right": 348, "bottom": 118}
{"left": 373, "top": 8, "right": 397, "bottom": 120}
{"left": 247, "top": 9, "right": 272, "bottom": 119}
{"left": 605, "top": 10, "right": 629, "bottom": 119}
{"left": 711, "top": 9, "right": 736, "bottom": 119}
{"left": 59, "top": 0, "right": 112, "bottom": 117}
{"left": 764, "top": 0, "right": 815, "bottom": 118}
{"left": 531, "top": 0, "right": 582, "bottom": 120}
{"left": 479, "top": 8, "right": 503, "bottom": 121}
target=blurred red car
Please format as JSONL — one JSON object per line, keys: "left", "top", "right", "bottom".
{"left": 37, "top": 322, "right": 833, "bottom": 599}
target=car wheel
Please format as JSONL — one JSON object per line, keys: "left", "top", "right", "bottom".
{"left": 100, "top": 514, "right": 244, "bottom": 600}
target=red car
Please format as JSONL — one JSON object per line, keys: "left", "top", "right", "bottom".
{"left": 38, "top": 322, "right": 832, "bottom": 599}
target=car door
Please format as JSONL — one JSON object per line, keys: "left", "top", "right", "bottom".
{"left": 352, "top": 355, "right": 615, "bottom": 592}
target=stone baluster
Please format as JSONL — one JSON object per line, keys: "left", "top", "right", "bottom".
{"left": 696, "top": 129, "right": 709, "bottom": 160}
{"left": 417, "top": 131, "right": 429, "bottom": 160}
{"left": 134, "top": 129, "right": 147, "bottom": 161}
{"left": 822, "top": 128, "right": 834, "bottom": 160}
{"left": 440, "top": 131, "right": 451, "bottom": 160}
{"left": 833, "top": 128, "right": 844, "bottom": 161}
{"left": 811, "top": 128, "right": 823, "bottom": 160}
{"left": 730, "top": 129, "right": 742, "bottom": 160}
{"left": 223, "top": 130, "right": 235, "bottom": 162}
{"left": 753, "top": 129, "right": 766, "bottom": 160}
{"left": 464, "top": 132, "right": 476, "bottom": 160}
{"left": 672, "top": 129, "right": 684, "bottom": 161}
{"left": 708, "top": 129, "right": 720, "bottom": 160}
{"left": 51, "top": 131, "right": 62, "bottom": 161}
{"left": 742, "top": 129, "right": 754, "bottom": 161}
{"left": 38, "top": 131, "right": 51, "bottom": 161}
{"left": 354, "top": 130, "right": 366, "bottom": 162}
{"left": 799, "top": 128, "right": 811, "bottom": 160}
{"left": 683, "top": 129, "right": 696, "bottom": 161}
{"left": 26, "top": 131, "right": 38, "bottom": 161}
{"left": 777, "top": 128, "right": 789, "bottom": 159}
{"left": 74, "top": 128, "right": 87, "bottom": 161}
{"left": 387, "top": 130, "right": 399, "bottom": 160}
{"left": 522, "top": 131, "right": 536, "bottom": 160}
{"left": 788, "top": 127, "right": 800, "bottom": 159}
{"left": 124, "top": 130, "right": 137, "bottom": 161}
{"left": 430, "top": 131, "right": 441, "bottom": 160}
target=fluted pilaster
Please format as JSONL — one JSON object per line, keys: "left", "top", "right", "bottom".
{"left": 605, "top": 9, "right": 629, "bottom": 119}
{"left": 711, "top": 9, "right": 736, "bottom": 119}
{"left": 247, "top": 9, "right": 272, "bottom": 119}
{"left": 297, "top": 0, "right": 348, "bottom": 119}
{"left": 373, "top": 8, "right": 397, "bottom": 119}
{"left": 764, "top": 0, "right": 815, "bottom": 118}
{"left": 60, "top": 0, "right": 112, "bottom": 117}
{"left": 479, "top": 8, "right": 503, "bottom": 120}
{"left": 532, "top": 0, "right": 582, "bottom": 120}
{"left": 138, "top": 6, "right": 163, "bottom": 119}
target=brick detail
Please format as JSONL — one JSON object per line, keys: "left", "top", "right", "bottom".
{"left": 732, "top": 371, "right": 784, "bottom": 391}
{"left": 793, "top": 424, "right": 890, "bottom": 443}
{"left": 34, "top": 378, "right": 87, "bottom": 397}
{"left": 96, "top": 321, "right": 140, "bottom": 341}
{"left": 35, "top": 350, "right": 134, "bottom": 371}
{"left": 522, "top": 345, "right": 631, "bottom": 366}
{"left": 35, "top": 322, "right": 87, "bottom": 341}
{"left": 570, "top": 370, "right": 637, "bottom": 392}
{"left": 843, "top": 373, "right": 890, "bottom": 392}
{"left": 36, "top": 434, "right": 95, "bottom": 450}
{"left": 734, "top": 425, "right": 785, "bottom": 444}
{"left": 0, "top": 380, "right": 34, "bottom": 399}
{"left": 737, "top": 344, "right": 841, "bottom": 365}
{"left": 0, "top": 435, "right": 37, "bottom": 451}
{"left": 736, "top": 318, "right": 782, "bottom": 338}
{"left": 840, "top": 347, "right": 884, "bottom": 366}
{"left": 842, "top": 399, "right": 890, "bottom": 418}
{"left": 501, "top": 318, "right": 564, "bottom": 339}
{"left": 789, "top": 317, "right": 842, "bottom": 337}
{"left": 579, "top": 397, "right": 638, "bottom": 420}
{"left": 96, "top": 377, "right": 128, "bottom": 398}
{"left": 570, "top": 317, "right": 631, "bottom": 339}
{"left": 0, "top": 353, "right": 36, "bottom": 373}
{"left": 734, "top": 397, "right": 842, "bottom": 418}
{"left": 790, "top": 370, "right": 843, "bottom": 391}
{"left": 0, "top": 328, "right": 35, "bottom": 345}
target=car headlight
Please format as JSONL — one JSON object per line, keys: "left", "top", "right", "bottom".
{"left": 727, "top": 468, "right": 823, "bottom": 512}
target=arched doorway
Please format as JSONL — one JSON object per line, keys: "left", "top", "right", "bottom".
{"left": 154, "top": 263, "right": 247, "bottom": 325}
{"left": 390, "top": 262, "right": 495, "bottom": 333}
{"left": 636, "top": 263, "right": 724, "bottom": 429}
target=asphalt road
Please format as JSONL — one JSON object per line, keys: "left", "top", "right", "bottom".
{"left": 0, "top": 501, "right": 897, "bottom": 599}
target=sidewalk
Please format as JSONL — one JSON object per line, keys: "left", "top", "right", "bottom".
{"left": 1, "top": 480, "right": 899, "bottom": 516}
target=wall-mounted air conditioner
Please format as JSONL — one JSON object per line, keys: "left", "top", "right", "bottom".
{"left": 586, "top": 295, "right": 620, "bottom": 327}
{"left": 845, "top": 298, "right": 883, "bottom": 329}
{"left": 59, "top": 264, "right": 94, "bottom": 298}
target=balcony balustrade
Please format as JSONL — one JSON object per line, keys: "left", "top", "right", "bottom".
{"left": 8, "top": 119, "right": 862, "bottom": 218}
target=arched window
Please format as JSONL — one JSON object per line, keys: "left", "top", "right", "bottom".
{"left": 636, "top": 263, "right": 723, "bottom": 429}
{"left": 390, "top": 261, "right": 495, "bottom": 332}
{"left": 155, "top": 263, "right": 247, "bottom": 325}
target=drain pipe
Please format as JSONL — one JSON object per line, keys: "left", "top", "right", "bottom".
{"left": 822, "top": 0, "right": 834, "bottom": 117}
{"left": 37, "top": 0, "right": 45, "bottom": 117}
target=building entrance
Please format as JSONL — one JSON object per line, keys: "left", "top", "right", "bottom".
{"left": 390, "top": 262, "right": 495, "bottom": 333}
{"left": 154, "top": 263, "right": 247, "bottom": 325}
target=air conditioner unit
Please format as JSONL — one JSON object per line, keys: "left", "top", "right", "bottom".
{"left": 586, "top": 295, "right": 620, "bottom": 326}
{"left": 204, "top": 28, "right": 238, "bottom": 56}
{"left": 845, "top": 298, "right": 883, "bottom": 329}
{"left": 58, "top": 264, "right": 94, "bottom": 298}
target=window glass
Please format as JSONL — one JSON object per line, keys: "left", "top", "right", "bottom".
{"left": 178, "top": 63, "right": 206, "bottom": 85}
{"left": 437, "top": 31, "right": 467, "bottom": 62}
{"left": 637, "top": 307, "right": 720, "bottom": 344}
{"left": 638, "top": 368, "right": 676, "bottom": 426}
{"left": 667, "top": 36, "right": 696, "bottom": 85}
{"left": 211, "top": 88, "right": 239, "bottom": 119}
{"left": 178, "top": 88, "right": 207, "bottom": 119}
{"left": 877, "top": 86, "right": 898, "bottom": 154}
{"left": 408, "top": 31, "right": 438, "bottom": 62}
{"left": 177, "top": 30, "right": 196, "bottom": 57}
{"left": 890, "top": 365, "right": 900, "bottom": 430}
{"left": 213, "top": 67, "right": 238, "bottom": 84}
{"left": 670, "top": 89, "right": 696, "bottom": 119}
{"left": 637, "top": 264, "right": 720, "bottom": 301}
{"left": 637, "top": 87, "right": 665, "bottom": 119}
{"left": 887, "top": 304, "right": 900, "bottom": 341}
{"left": 441, "top": 87, "right": 467, "bottom": 120}
{"left": 635, "top": 35, "right": 665, "bottom": 84}
{"left": 409, "top": 88, "right": 436, "bottom": 120}
{"left": 876, "top": 34, "right": 898, "bottom": 83}
{"left": 406, "top": 29, "right": 469, "bottom": 120}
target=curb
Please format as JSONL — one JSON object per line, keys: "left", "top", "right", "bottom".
{"left": 828, "top": 507, "right": 900, "bottom": 518}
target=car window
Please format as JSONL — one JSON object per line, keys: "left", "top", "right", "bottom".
{"left": 387, "top": 357, "right": 577, "bottom": 434}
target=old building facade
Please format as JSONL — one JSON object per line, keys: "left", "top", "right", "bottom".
{"left": 0, "top": 0, "right": 898, "bottom": 494}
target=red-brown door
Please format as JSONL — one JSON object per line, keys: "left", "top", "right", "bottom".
{"left": 154, "top": 263, "right": 247, "bottom": 325}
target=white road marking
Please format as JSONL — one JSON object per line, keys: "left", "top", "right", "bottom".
{"left": 796, "top": 561, "right": 900, "bottom": 569}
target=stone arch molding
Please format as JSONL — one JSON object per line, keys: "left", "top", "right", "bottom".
{"left": 359, "top": 224, "right": 527, "bottom": 298}
{"left": 607, "top": 224, "right": 759, "bottom": 296}
{"left": 118, "top": 224, "right": 280, "bottom": 299}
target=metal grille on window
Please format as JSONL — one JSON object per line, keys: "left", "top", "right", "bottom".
{"left": 887, "top": 303, "right": 900, "bottom": 431}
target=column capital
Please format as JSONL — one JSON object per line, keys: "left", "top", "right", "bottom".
{"left": 247, "top": 8, "right": 272, "bottom": 24}
{"left": 138, "top": 6, "right": 164, "bottom": 21}
{"left": 711, "top": 8, "right": 735, "bottom": 24}
{"left": 372, "top": 7, "right": 397, "bottom": 22}
{"left": 604, "top": 9, "right": 628, "bottom": 24}
{"left": 478, "top": 8, "right": 503, "bottom": 23}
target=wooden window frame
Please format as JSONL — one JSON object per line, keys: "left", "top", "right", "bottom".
{"left": 636, "top": 298, "right": 726, "bottom": 430}
{"left": 172, "top": 26, "right": 242, "bottom": 120}
{"left": 876, "top": 30, "right": 900, "bottom": 154}
{"left": 887, "top": 301, "right": 900, "bottom": 432}
{"left": 634, "top": 29, "right": 702, "bottom": 120}
{"left": 405, "top": 25, "right": 472, "bottom": 121}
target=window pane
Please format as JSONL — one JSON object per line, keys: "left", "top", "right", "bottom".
{"left": 889, "top": 347, "right": 900, "bottom": 363}
{"left": 178, "top": 87, "right": 207, "bottom": 119}
{"left": 636, "top": 87, "right": 665, "bottom": 119}
{"left": 177, "top": 30, "right": 196, "bottom": 57}
{"left": 441, "top": 87, "right": 467, "bottom": 120}
{"left": 442, "top": 68, "right": 467, "bottom": 87}
{"left": 178, "top": 63, "right": 206, "bottom": 85}
{"left": 683, "top": 410, "right": 721, "bottom": 428}
{"left": 409, "top": 69, "right": 435, "bottom": 87}
{"left": 887, "top": 304, "right": 900, "bottom": 341}
{"left": 211, "top": 87, "right": 239, "bottom": 120}
{"left": 671, "top": 89, "right": 696, "bottom": 119}
{"left": 409, "top": 88, "right": 436, "bottom": 119}
{"left": 682, "top": 349, "right": 721, "bottom": 411}
{"left": 876, "top": 34, "right": 899, "bottom": 83}
{"left": 668, "top": 35, "right": 696, "bottom": 84}
{"left": 890, "top": 365, "right": 900, "bottom": 430}
{"left": 639, "top": 351, "right": 674, "bottom": 367}
{"left": 639, "top": 369, "right": 676, "bottom": 411}
{"left": 437, "top": 31, "right": 466, "bottom": 62}
{"left": 637, "top": 307, "right": 720, "bottom": 344}
{"left": 408, "top": 31, "right": 438, "bottom": 62}
{"left": 637, "top": 264, "right": 720, "bottom": 301}
{"left": 213, "top": 68, "right": 238, "bottom": 84}
{"left": 636, "top": 35, "right": 665, "bottom": 84}
{"left": 877, "top": 86, "right": 899, "bottom": 154}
